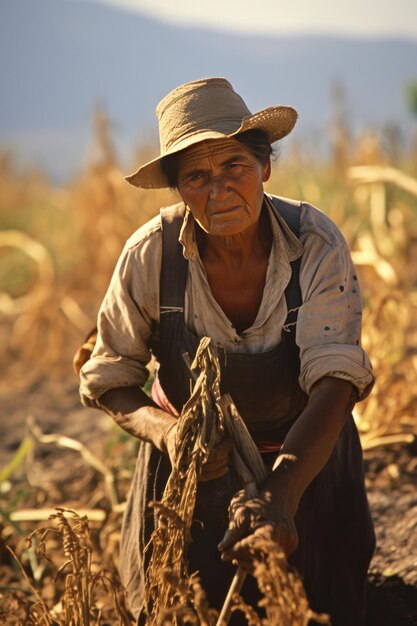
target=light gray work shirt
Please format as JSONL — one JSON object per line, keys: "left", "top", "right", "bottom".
{"left": 80, "top": 194, "right": 374, "bottom": 404}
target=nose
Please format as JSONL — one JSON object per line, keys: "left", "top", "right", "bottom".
{"left": 208, "top": 172, "right": 231, "bottom": 201}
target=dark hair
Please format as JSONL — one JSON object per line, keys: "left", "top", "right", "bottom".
{"left": 235, "top": 129, "right": 273, "bottom": 166}
{"left": 160, "top": 129, "right": 273, "bottom": 189}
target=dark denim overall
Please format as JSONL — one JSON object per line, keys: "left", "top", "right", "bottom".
{"left": 120, "top": 197, "right": 375, "bottom": 626}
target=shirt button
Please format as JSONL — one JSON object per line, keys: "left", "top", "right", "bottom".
{"left": 232, "top": 338, "right": 240, "bottom": 345}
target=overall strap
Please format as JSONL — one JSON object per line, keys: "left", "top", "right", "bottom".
{"left": 159, "top": 204, "right": 188, "bottom": 311}
{"left": 268, "top": 196, "right": 302, "bottom": 329}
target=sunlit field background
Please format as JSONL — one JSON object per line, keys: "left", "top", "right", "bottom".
{"left": 2, "top": 104, "right": 417, "bottom": 443}
{"left": 1, "top": 97, "right": 417, "bottom": 623}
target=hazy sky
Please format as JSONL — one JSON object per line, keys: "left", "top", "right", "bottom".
{"left": 89, "top": 0, "right": 417, "bottom": 38}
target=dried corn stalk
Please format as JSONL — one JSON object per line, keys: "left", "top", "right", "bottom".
{"left": 143, "top": 337, "right": 225, "bottom": 624}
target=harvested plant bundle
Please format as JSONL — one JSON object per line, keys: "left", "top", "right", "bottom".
{"left": 143, "top": 337, "right": 225, "bottom": 624}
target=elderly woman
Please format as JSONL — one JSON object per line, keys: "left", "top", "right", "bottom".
{"left": 79, "top": 78, "right": 375, "bottom": 626}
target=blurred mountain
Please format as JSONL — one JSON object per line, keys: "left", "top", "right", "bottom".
{"left": 1, "top": 0, "right": 416, "bottom": 180}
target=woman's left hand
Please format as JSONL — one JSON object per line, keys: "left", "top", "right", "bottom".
{"left": 217, "top": 489, "right": 298, "bottom": 572}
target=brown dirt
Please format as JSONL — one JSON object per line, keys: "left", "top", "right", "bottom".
{"left": 365, "top": 443, "right": 417, "bottom": 625}
{"left": 1, "top": 377, "right": 417, "bottom": 625}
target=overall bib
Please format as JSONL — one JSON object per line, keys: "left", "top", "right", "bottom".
{"left": 120, "top": 197, "right": 375, "bottom": 626}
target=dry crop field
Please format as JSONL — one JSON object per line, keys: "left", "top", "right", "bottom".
{"left": 1, "top": 116, "right": 417, "bottom": 625}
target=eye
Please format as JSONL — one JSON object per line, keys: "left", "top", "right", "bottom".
{"left": 226, "top": 162, "right": 244, "bottom": 173}
{"left": 186, "top": 172, "right": 209, "bottom": 187}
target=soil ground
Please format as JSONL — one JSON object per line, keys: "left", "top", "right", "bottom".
{"left": 1, "top": 377, "right": 417, "bottom": 625}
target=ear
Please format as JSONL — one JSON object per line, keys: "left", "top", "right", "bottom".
{"left": 262, "top": 157, "right": 271, "bottom": 183}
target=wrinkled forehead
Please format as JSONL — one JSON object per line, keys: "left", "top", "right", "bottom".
{"left": 177, "top": 138, "right": 252, "bottom": 170}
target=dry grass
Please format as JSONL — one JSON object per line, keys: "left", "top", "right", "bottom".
{"left": 1, "top": 508, "right": 133, "bottom": 626}
{"left": 231, "top": 537, "right": 330, "bottom": 626}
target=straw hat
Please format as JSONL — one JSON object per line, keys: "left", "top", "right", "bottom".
{"left": 126, "top": 77, "right": 298, "bottom": 189}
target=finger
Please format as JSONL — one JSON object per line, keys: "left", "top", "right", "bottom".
{"left": 210, "top": 451, "right": 230, "bottom": 465}
{"left": 198, "top": 466, "right": 229, "bottom": 482}
{"left": 213, "top": 433, "right": 233, "bottom": 447}
{"left": 201, "top": 457, "right": 228, "bottom": 469}
{"left": 222, "top": 533, "right": 281, "bottom": 572}
{"left": 254, "top": 521, "right": 298, "bottom": 556}
{"left": 217, "top": 438, "right": 233, "bottom": 454}
{"left": 206, "top": 442, "right": 232, "bottom": 463}
{"left": 218, "top": 524, "right": 250, "bottom": 551}
{"left": 201, "top": 453, "right": 230, "bottom": 478}
{"left": 223, "top": 535, "right": 254, "bottom": 559}
{"left": 251, "top": 525, "right": 298, "bottom": 558}
{"left": 204, "top": 452, "right": 230, "bottom": 468}
{"left": 220, "top": 546, "right": 254, "bottom": 573}
{"left": 200, "top": 465, "right": 229, "bottom": 481}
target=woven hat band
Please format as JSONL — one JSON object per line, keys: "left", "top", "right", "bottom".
{"left": 157, "top": 78, "right": 252, "bottom": 154}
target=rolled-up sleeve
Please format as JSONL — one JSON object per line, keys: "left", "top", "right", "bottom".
{"left": 297, "top": 204, "right": 374, "bottom": 399}
{"left": 79, "top": 220, "right": 161, "bottom": 404}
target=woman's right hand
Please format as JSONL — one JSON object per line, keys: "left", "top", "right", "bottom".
{"left": 164, "top": 422, "right": 232, "bottom": 481}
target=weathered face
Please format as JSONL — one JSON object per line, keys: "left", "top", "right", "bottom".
{"left": 177, "top": 138, "right": 271, "bottom": 236}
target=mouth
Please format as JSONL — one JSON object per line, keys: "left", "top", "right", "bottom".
{"left": 210, "top": 205, "right": 241, "bottom": 217}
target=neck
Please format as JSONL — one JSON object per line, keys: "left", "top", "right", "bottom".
{"left": 196, "top": 205, "right": 272, "bottom": 267}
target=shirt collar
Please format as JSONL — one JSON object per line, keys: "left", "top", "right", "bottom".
{"left": 179, "top": 194, "right": 304, "bottom": 262}
{"left": 179, "top": 207, "right": 198, "bottom": 260}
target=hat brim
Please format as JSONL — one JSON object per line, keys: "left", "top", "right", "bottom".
{"left": 125, "top": 105, "right": 298, "bottom": 189}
